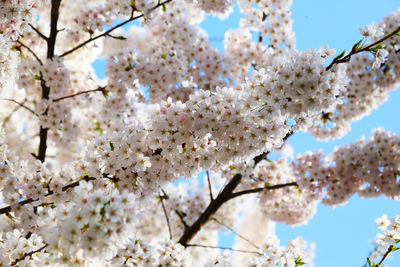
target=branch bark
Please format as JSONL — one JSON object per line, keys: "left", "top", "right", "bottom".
{"left": 178, "top": 174, "right": 242, "bottom": 247}
{"left": 36, "top": 0, "right": 62, "bottom": 163}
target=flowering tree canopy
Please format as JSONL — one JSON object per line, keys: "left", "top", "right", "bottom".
{"left": 1, "top": 0, "right": 400, "bottom": 266}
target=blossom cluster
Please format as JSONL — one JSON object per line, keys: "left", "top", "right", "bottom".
{"left": 1, "top": 0, "right": 400, "bottom": 265}
{"left": 242, "top": 128, "right": 400, "bottom": 226}
{"left": 309, "top": 9, "right": 400, "bottom": 140}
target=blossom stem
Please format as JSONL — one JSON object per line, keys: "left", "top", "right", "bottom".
{"left": 0, "top": 176, "right": 96, "bottom": 215}
{"left": 15, "top": 40, "right": 43, "bottom": 65}
{"left": 326, "top": 26, "right": 400, "bottom": 71}
{"left": 1, "top": 99, "right": 37, "bottom": 116}
{"left": 210, "top": 217, "right": 260, "bottom": 249}
{"left": 59, "top": 0, "right": 173, "bottom": 58}
{"left": 159, "top": 192, "right": 173, "bottom": 239}
{"left": 52, "top": 87, "right": 106, "bottom": 102}
{"left": 28, "top": 23, "right": 48, "bottom": 41}
{"left": 10, "top": 244, "right": 48, "bottom": 266}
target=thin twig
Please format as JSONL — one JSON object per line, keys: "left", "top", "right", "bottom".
{"left": 11, "top": 244, "right": 48, "bottom": 266}
{"left": 3, "top": 98, "right": 27, "bottom": 124}
{"left": 186, "top": 244, "right": 261, "bottom": 255}
{"left": 326, "top": 26, "right": 400, "bottom": 71}
{"left": 230, "top": 182, "right": 298, "bottom": 198}
{"left": 0, "top": 176, "right": 96, "bottom": 215}
{"left": 211, "top": 217, "right": 260, "bottom": 249}
{"left": 206, "top": 171, "right": 214, "bottom": 201}
{"left": 52, "top": 87, "right": 106, "bottom": 102}
{"left": 59, "top": 0, "right": 173, "bottom": 58}
{"left": 28, "top": 23, "right": 48, "bottom": 40}
{"left": 1, "top": 99, "right": 37, "bottom": 116}
{"left": 378, "top": 245, "right": 394, "bottom": 265}
{"left": 159, "top": 192, "right": 173, "bottom": 239}
{"left": 175, "top": 209, "right": 189, "bottom": 229}
{"left": 15, "top": 40, "right": 43, "bottom": 65}
{"left": 253, "top": 130, "right": 293, "bottom": 167}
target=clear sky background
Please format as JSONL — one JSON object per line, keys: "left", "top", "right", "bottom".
{"left": 93, "top": 1, "right": 400, "bottom": 266}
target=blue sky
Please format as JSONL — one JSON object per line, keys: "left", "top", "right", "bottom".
{"left": 93, "top": 1, "right": 400, "bottom": 266}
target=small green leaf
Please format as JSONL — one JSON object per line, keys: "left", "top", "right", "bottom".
{"left": 81, "top": 224, "right": 90, "bottom": 232}
{"left": 373, "top": 43, "right": 386, "bottom": 50}
{"left": 109, "top": 141, "right": 115, "bottom": 151}
{"left": 395, "top": 32, "right": 400, "bottom": 37}
{"left": 130, "top": 0, "right": 136, "bottom": 6}
{"left": 333, "top": 50, "right": 346, "bottom": 62}
{"left": 352, "top": 39, "right": 364, "bottom": 52}
{"left": 295, "top": 256, "right": 306, "bottom": 266}
{"left": 390, "top": 245, "right": 399, "bottom": 252}
{"left": 115, "top": 36, "right": 127, "bottom": 40}
{"left": 162, "top": 4, "right": 166, "bottom": 12}
{"left": 94, "top": 122, "right": 103, "bottom": 135}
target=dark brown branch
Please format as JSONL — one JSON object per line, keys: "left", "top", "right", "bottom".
{"left": 2, "top": 99, "right": 37, "bottom": 116}
{"left": 175, "top": 209, "right": 189, "bottom": 229}
{"left": 230, "top": 181, "right": 298, "bottom": 198}
{"left": 59, "top": 0, "right": 173, "bottom": 58}
{"left": 47, "top": 0, "right": 61, "bottom": 59}
{"left": 0, "top": 176, "right": 96, "bottom": 215}
{"left": 206, "top": 171, "right": 214, "bottom": 201}
{"left": 35, "top": 0, "right": 62, "bottom": 163}
{"left": 11, "top": 244, "right": 48, "bottom": 266}
{"left": 378, "top": 245, "right": 395, "bottom": 265}
{"left": 15, "top": 40, "right": 43, "bottom": 65}
{"left": 253, "top": 130, "right": 293, "bottom": 166}
{"left": 28, "top": 23, "right": 48, "bottom": 41}
{"left": 52, "top": 87, "right": 106, "bottom": 102}
{"left": 178, "top": 174, "right": 242, "bottom": 247}
{"left": 326, "top": 26, "right": 400, "bottom": 71}
{"left": 186, "top": 244, "right": 261, "bottom": 254}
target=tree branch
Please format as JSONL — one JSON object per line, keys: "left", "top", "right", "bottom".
{"left": 59, "top": 0, "right": 173, "bottom": 58}
{"left": 159, "top": 192, "right": 173, "bottom": 239}
{"left": 28, "top": 23, "right": 48, "bottom": 41}
{"left": 35, "top": 0, "right": 62, "bottom": 163}
{"left": 178, "top": 173, "right": 242, "bottom": 247}
{"left": 206, "top": 170, "right": 214, "bottom": 201}
{"left": 0, "top": 176, "right": 96, "bottom": 215}
{"left": 326, "top": 26, "right": 400, "bottom": 71}
{"left": 3, "top": 99, "right": 27, "bottom": 124}
{"left": 253, "top": 130, "right": 293, "bottom": 167}
{"left": 186, "top": 244, "right": 261, "bottom": 254}
{"left": 15, "top": 40, "right": 43, "bottom": 65}
{"left": 175, "top": 209, "right": 189, "bottom": 229}
{"left": 10, "top": 244, "right": 48, "bottom": 266}
{"left": 52, "top": 87, "right": 106, "bottom": 102}
{"left": 1, "top": 99, "right": 37, "bottom": 116}
{"left": 230, "top": 181, "right": 298, "bottom": 199}
{"left": 211, "top": 217, "right": 260, "bottom": 249}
